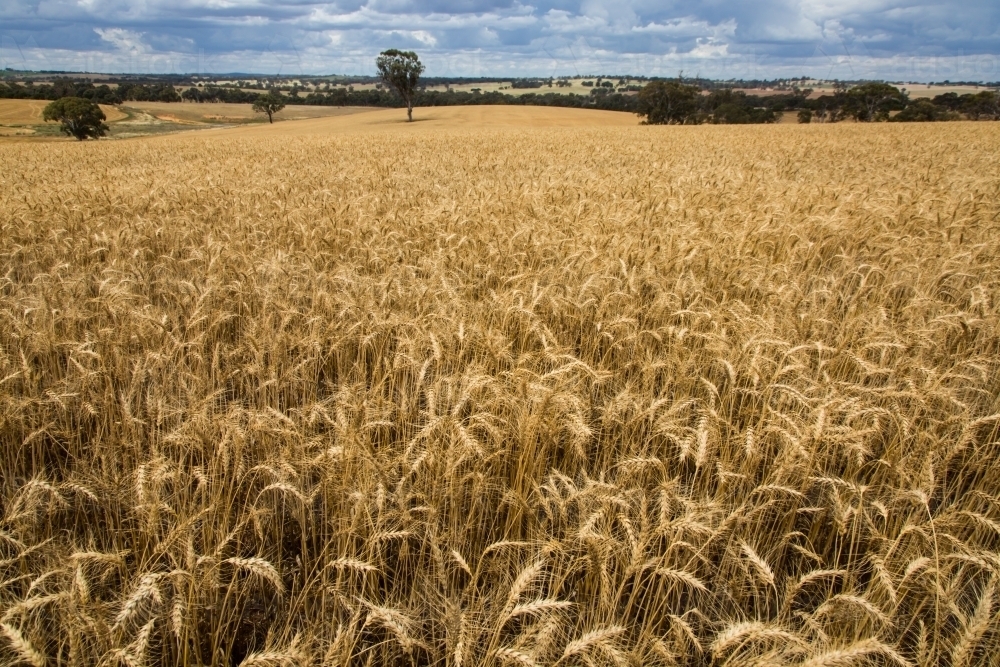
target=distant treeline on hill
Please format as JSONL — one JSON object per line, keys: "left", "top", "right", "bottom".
{"left": 1, "top": 77, "right": 998, "bottom": 124}
{"left": 797, "top": 82, "right": 1000, "bottom": 122}
{"left": 181, "top": 85, "right": 810, "bottom": 120}
{"left": 0, "top": 79, "right": 181, "bottom": 104}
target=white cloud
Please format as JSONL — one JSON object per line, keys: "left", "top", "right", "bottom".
{"left": 633, "top": 18, "right": 736, "bottom": 40}
{"left": 0, "top": 0, "right": 992, "bottom": 78}
{"left": 301, "top": 5, "right": 536, "bottom": 31}
{"left": 689, "top": 39, "right": 730, "bottom": 58}
{"left": 94, "top": 27, "right": 150, "bottom": 53}
{"left": 410, "top": 30, "right": 439, "bottom": 46}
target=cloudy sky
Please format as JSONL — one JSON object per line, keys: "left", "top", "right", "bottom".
{"left": 1, "top": 0, "right": 997, "bottom": 80}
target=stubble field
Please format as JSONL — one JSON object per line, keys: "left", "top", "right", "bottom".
{"left": 122, "top": 102, "right": 376, "bottom": 125}
{"left": 0, "top": 99, "right": 128, "bottom": 125}
{"left": 1, "top": 109, "right": 999, "bottom": 667}
{"left": 0, "top": 100, "right": 128, "bottom": 136}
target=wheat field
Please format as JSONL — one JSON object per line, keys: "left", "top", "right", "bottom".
{"left": 1, "top": 110, "right": 999, "bottom": 667}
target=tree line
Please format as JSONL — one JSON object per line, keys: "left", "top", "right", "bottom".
{"left": 202, "top": 81, "right": 998, "bottom": 124}
{"left": 637, "top": 80, "right": 1000, "bottom": 124}
{"left": 9, "top": 71, "right": 999, "bottom": 135}
{"left": 187, "top": 85, "right": 806, "bottom": 118}
{"left": 798, "top": 82, "right": 1000, "bottom": 122}
{"left": 0, "top": 79, "right": 182, "bottom": 104}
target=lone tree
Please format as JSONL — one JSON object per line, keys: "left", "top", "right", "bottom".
{"left": 42, "top": 97, "right": 109, "bottom": 140}
{"left": 375, "top": 49, "right": 425, "bottom": 122}
{"left": 252, "top": 92, "right": 286, "bottom": 123}
{"left": 636, "top": 80, "right": 701, "bottom": 125}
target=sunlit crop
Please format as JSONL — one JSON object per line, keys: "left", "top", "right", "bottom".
{"left": 1, "top": 117, "right": 999, "bottom": 666}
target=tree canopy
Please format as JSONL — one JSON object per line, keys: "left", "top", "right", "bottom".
{"left": 375, "top": 49, "right": 425, "bottom": 122}
{"left": 42, "top": 97, "right": 109, "bottom": 140}
{"left": 252, "top": 92, "right": 286, "bottom": 123}
{"left": 890, "top": 99, "right": 955, "bottom": 122}
{"left": 845, "top": 83, "right": 907, "bottom": 122}
{"left": 636, "top": 80, "right": 701, "bottom": 125}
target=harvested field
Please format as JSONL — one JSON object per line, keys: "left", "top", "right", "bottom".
{"left": 199, "top": 104, "right": 640, "bottom": 137}
{"left": 1, "top": 112, "right": 999, "bottom": 666}
{"left": 0, "top": 98, "right": 127, "bottom": 125}
{"left": 125, "top": 101, "right": 376, "bottom": 124}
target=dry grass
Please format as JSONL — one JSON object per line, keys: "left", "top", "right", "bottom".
{"left": 1, "top": 115, "right": 999, "bottom": 667}
{"left": 0, "top": 99, "right": 127, "bottom": 125}
{"left": 196, "top": 105, "right": 640, "bottom": 137}
{"left": 123, "top": 102, "right": 375, "bottom": 125}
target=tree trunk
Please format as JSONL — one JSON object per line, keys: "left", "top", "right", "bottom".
{"left": 268, "top": 111, "right": 273, "bottom": 124}
{"left": 407, "top": 101, "right": 413, "bottom": 122}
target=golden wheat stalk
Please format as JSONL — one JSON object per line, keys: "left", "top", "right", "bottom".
{"left": 1, "top": 622, "right": 46, "bottom": 667}
{"left": 224, "top": 557, "right": 285, "bottom": 594}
